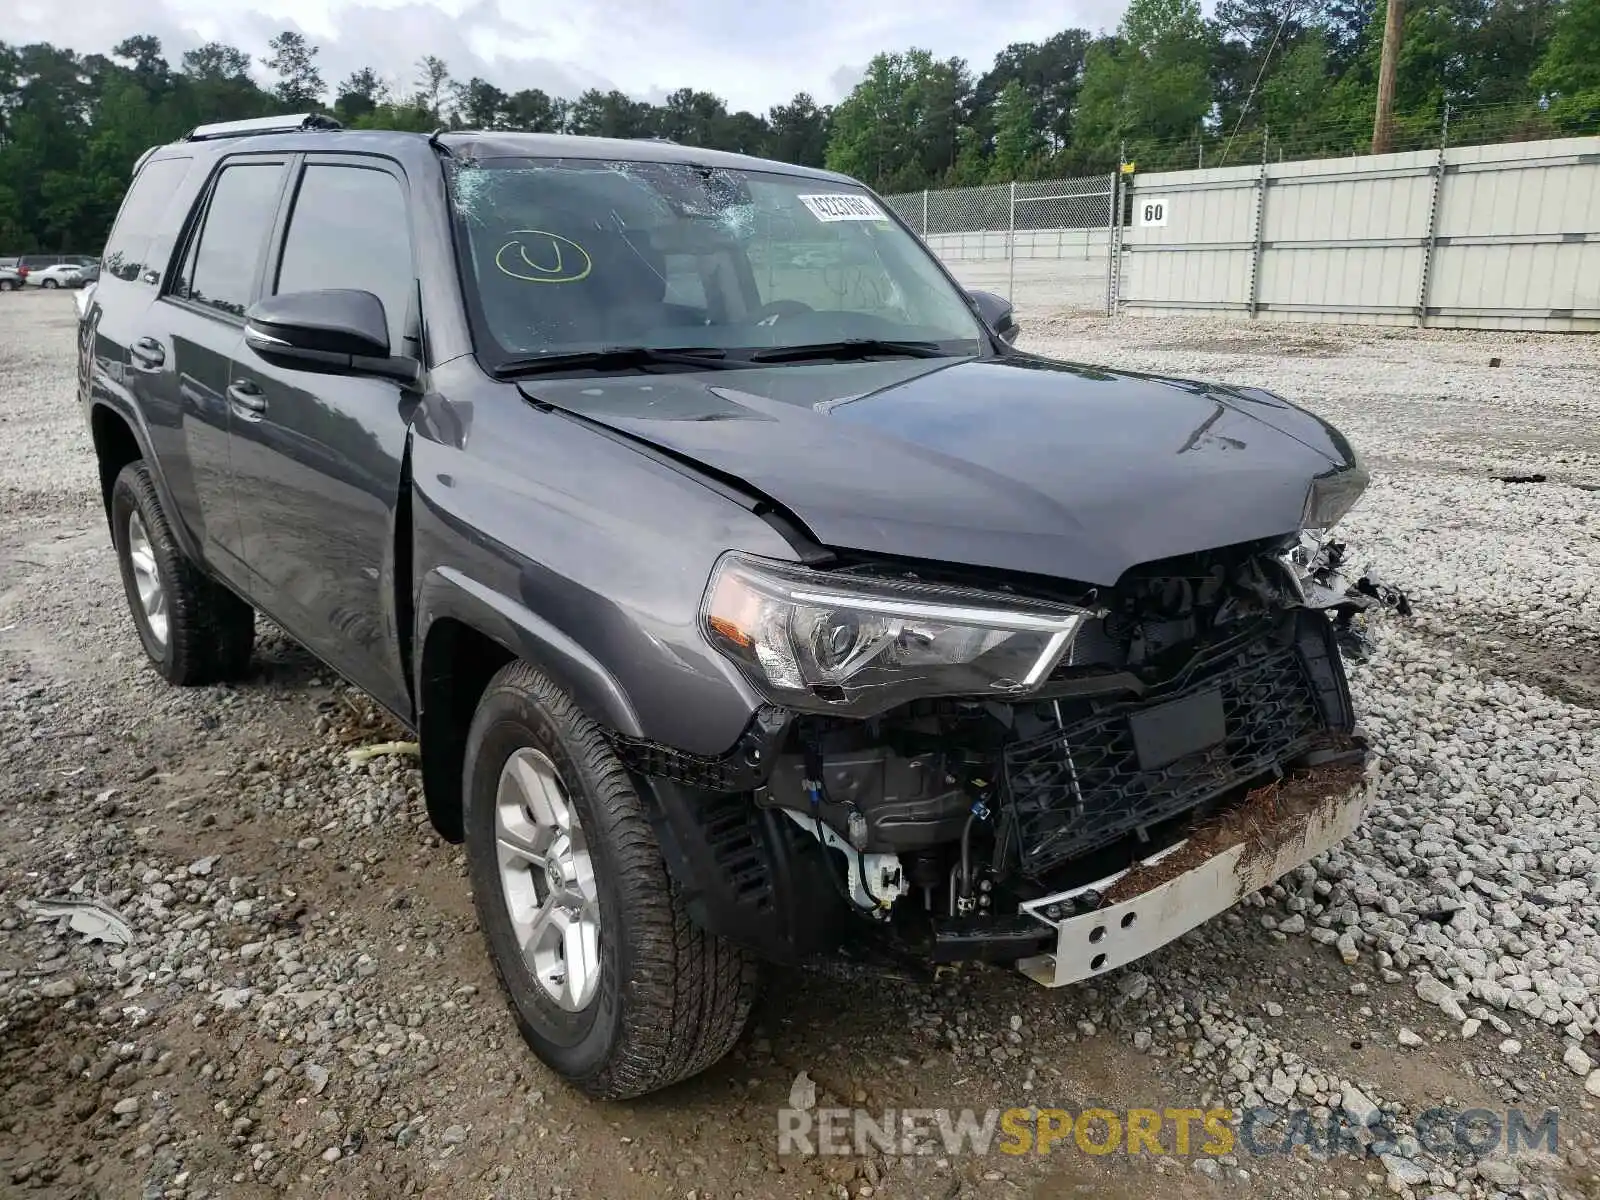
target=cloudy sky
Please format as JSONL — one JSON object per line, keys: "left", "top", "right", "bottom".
{"left": 2, "top": 0, "right": 1126, "bottom": 113}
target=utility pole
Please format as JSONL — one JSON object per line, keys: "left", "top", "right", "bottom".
{"left": 1372, "top": 0, "right": 1404, "bottom": 154}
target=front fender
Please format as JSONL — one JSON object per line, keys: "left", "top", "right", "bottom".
{"left": 415, "top": 565, "right": 644, "bottom": 738}
{"left": 408, "top": 367, "right": 799, "bottom": 757}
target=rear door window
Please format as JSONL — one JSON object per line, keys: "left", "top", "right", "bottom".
{"left": 101, "top": 157, "right": 193, "bottom": 284}
{"left": 171, "top": 161, "right": 290, "bottom": 318}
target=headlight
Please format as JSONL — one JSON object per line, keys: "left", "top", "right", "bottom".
{"left": 702, "top": 553, "right": 1093, "bottom": 716}
{"left": 1302, "top": 464, "right": 1369, "bottom": 531}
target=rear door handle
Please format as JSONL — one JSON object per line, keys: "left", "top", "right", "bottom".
{"left": 130, "top": 337, "right": 164, "bottom": 369}
{"left": 227, "top": 380, "right": 268, "bottom": 416}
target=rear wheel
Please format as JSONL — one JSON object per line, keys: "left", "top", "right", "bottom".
{"left": 41, "top": 279, "right": 58, "bottom": 289}
{"left": 463, "top": 661, "right": 760, "bottom": 1099}
{"left": 110, "top": 461, "right": 255, "bottom": 685}
{"left": 0, "top": 280, "right": 16, "bottom": 292}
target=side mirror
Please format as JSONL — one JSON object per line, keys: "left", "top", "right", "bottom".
{"left": 244, "top": 289, "right": 418, "bottom": 382}
{"left": 967, "top": 288, "right": 1019, "bottom": 345}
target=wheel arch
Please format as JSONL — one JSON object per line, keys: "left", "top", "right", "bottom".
{"left": 415, "top": 567, "right": 644, "bottom": 842}
{"left": 89, "top": 403, "right": 144, "bottom": 529}
{"left": 87, "top": 401, "right": 202, "bottom": 563}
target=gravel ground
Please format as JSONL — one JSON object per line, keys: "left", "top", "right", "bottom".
{"left": 2, "top": 286, "right": 1599, "bottom": 1200}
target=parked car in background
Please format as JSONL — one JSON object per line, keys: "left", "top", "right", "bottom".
{"left": 73, "top": 266, "right": 100, "bottom": 318}
{"left": 0, "top": 265, "right": 22, "bottom": 291}
{"left": 28, "top": 262, "right": 86, "bottom": 289}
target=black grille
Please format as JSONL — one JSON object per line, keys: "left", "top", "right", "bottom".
{"left": 1002, "top": 636, "right": 1326, "bottom": 879}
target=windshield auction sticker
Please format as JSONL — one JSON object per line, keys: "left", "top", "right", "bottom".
{"left": 798, "top": 194, "right": 889, "bottom": 222}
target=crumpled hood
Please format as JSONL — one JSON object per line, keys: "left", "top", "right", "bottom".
{"left": 517, "top": 354, "right": 1359, "bottom": 587}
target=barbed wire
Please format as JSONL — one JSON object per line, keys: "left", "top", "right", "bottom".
{"left": 885, "top": 99, "right": 1600, "bottom": 205}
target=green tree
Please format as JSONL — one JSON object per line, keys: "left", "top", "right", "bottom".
{"left": 505, "top": 88, "right": 566, "bottom": 132}
{"left": 766, "top": 93, "right": 830, "bottom": 166}
{"left": 112, "top": 35, "right": 170, "bottom": 97}
{"left": 975, "top": 31, "right": 1092, "bottom": 151}
{"left": 567, "top": 88, "right": 653, "bottom": 137}
{"left": 656, "top": 88, "right": 728, "bottom": 145}
{"left": 453, "top": 77, "right": 508, "bottom": 129}
{"left": 179, "top": 42, "right": 269, "bottom": 125}
{"left": 334, "top": 67, "right": 386, "bottom": 124}
{"left": 988, "top": 81, "right": 1043, "bottom": 181}
{"left": 414, "top": 55, "right": 452, "bottom": 122}
{"left": 351, "top": 102, "right": 436, "bottom": 132}
{"left": 182, "top": 42, "right": 252, "bottom": 82}
{"left": 825, "top": 49, "right": 974, "bottom": 191}
{"left": 1533, "top": 0, "right": 1600, "bottom": 100}
{"left": 1260, "top": 30, "right": 1332, "bottom": 131}
{"left": 716, "top": 110, "right": 770, "bottom": 154}
{"left": 1076, "top": 0, "right": 1214, "bottom": 156}
{"left": 946, "top": 124, "right": 989, "bottom": 185}
{"left": 262, "top": 31, "right": 324, "bottom": 109}
{"left": 1469, "top": 0, "right": 1559, "bottom": 104}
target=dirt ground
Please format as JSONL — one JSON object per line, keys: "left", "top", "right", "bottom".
{"left": 2, "top": 286, "right": 1598, "bottom": 1200}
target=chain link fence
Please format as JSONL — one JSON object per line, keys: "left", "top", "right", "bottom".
{"left": 884, "top": 174, "right": 1118, "bottom": 317}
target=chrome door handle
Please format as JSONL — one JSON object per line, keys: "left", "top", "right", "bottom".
{"left": 227, "top": 380, "right": 267, "bottom": 415}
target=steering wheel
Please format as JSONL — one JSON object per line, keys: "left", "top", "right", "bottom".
{"left": 751, "top": 299, "right": 814, "bottom": 326}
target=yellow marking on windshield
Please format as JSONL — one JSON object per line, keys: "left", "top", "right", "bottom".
{"left": 494, "top": 231, "right": 593, "bottom": 283}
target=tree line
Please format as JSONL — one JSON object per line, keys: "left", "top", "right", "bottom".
{"left": 1, "top": 0, "right": 1596, "bottom": 254}
{"left": 830, "top": 0, "right": 1597, "bottom": 192}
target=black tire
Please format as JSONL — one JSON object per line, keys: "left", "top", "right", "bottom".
{"left": 110, "top": 460, "right": 255, "bottom": 685}
{"left": 463, "top": 661, "right": 760, "bottom": 1099}
{"left": 0, "top": 280, "right": 16, "bottom": 292}
{"left": 42, "top": 279, "right": 57, "bottom": 289}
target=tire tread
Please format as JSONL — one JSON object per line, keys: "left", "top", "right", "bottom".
{"left": 112, "top": 461, "right": 254, "bottom": 686}
{"left": 471, "top": 661, "right": 759, "bottom": 1099}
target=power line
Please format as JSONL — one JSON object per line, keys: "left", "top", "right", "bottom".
{"left": 1220, "top": 0, "right": 1301, "bottom": 166}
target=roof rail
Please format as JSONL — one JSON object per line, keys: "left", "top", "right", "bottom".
{"left": 185, "top": 113, "right": 342, "bottom": 142}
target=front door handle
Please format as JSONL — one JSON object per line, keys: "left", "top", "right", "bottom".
{"left": 227, "top": 380, "right": 268, "bottom": 415}
{"left": 130, "top": 337, "right": 165, "bottom": 369}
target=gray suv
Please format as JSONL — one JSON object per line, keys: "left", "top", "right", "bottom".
{"left": 79, "top": 114, "right": 1374, "bottom": 1099}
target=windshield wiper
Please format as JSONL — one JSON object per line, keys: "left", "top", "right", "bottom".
{"left": 745, "top": 338, "right": 954, "bottom": 364}
{"left": 491, "top": 345, "right": 736, "bottom": 378}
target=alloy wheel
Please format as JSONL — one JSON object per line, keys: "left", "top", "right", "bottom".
{"left": 493, "top": 747, "right": 602, "bottom": 1012}
{"left": 126, "top": 510, "right": 168, "bottom": 646}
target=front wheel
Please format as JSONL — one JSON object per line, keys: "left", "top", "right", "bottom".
{"left": 463, "top": 661, "right": 759, "bottom": 1099}
{"left": 41, "top": 279, "right": 58, "bottom": 289}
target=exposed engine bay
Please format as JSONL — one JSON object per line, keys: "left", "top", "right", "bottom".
{"left": 698, "top": 534, "right": 1405, "bottom": 971}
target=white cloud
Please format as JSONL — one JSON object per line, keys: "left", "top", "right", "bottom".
{"left": 2, "top": 0, "right": 1129, "bottom": 112}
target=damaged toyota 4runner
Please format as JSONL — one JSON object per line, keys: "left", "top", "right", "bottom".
{"left": 81, "top": 115, "right": 1380, "bottom": 1099}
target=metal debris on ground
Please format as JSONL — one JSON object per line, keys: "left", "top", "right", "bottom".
{"left": 22, "top": 898, "right": 134, "bottom": 947}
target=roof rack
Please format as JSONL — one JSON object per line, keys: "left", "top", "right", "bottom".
{"left": 185, "top": 113, "right": 342, "bottom": 142}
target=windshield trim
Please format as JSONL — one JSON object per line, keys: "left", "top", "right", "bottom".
{"left": 445, "top": 156, "right": 1001, "bottom": 377}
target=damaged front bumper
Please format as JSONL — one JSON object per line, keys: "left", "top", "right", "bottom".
{"left": 1010, "top": 757, "right": 1377, "bottom": 988}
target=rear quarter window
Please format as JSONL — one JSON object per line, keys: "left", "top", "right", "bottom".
{"left": 102, "top": 156, "right": 194, "bottom": 284}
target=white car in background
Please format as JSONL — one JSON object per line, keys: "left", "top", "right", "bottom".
{"left": 27, "top": 263, "right": 85, "bottom": 289}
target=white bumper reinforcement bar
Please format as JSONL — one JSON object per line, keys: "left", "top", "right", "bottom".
{"left": 1014, "top": 766, "right": 1378, "bottom": 988}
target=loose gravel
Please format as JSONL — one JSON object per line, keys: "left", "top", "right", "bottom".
{"left": 2, "top": 288, "right": 1598, "bottom": 1200}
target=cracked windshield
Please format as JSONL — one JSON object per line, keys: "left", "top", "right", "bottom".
{"left": 449, "top": 158, "right": 984, "bottom": 362}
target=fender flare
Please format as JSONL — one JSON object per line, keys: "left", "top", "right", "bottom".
{"left": 86, "top": 396, "right": 204, "bottom": 565}
{"left": 415, "top": 565, "right": 644, "bottom": 739}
